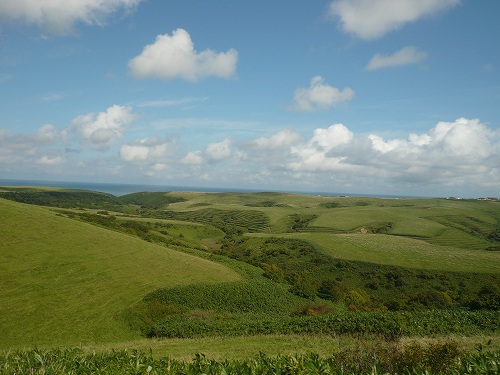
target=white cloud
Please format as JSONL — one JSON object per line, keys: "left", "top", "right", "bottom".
{"left": 0, "top": 0, "right": 142, "bottom": 35}
{"left": 37, "top": 124, "right": 60, "bottom": 142}
{"left": 252, "top": 129, "right": 301, "bottom": 151}
{"left": 180, "top": 151, "right": 203, "bottom": 165}
{"left": 366, "top": 46, "right": 428, "bottom": 71}
{"left": 36, "top": 155, "right": 65, "bottom": 166}
{"left": 115, "top": 118, "right": 499, "bottom": 194}
{"left": 311, "top": 123, "right": 353, "bottom": 149}
{"left": 292, "top": 76, "right": 355, "bottom": 112}
{"left": 120, "top": 144, "right": 149, "bottom": 162}
{"left": 279, "top": 118, "right": 500, "bottom": 193}
{"left": 180, "top": 138, "right": 233, "bottom": 166}
{"left": 366, "top": 118, "right": 496, "bottom": 162}
{"left": 128, "top": 28, "right": 238, "bottom": 82}
{"left": 205, "top": 138, "right": 232, "bottom": 162}
{"left": 69, "top": 105, "right": 137, "bottom": 150}
{"left": 329, "top": 0, "right": 460, "bottom": 40}
{"left": 429, "top": 118, "right": 495, "bottom": 158}
{"left": 120, "top": 136, "right": 172, "bottom": 163}
{"left": 119, "top": 136, "right": 175, "bottom": 177}
{"left": 288, "top": 124, "right": 355, "bottom": 172}
{"left": 2, "top": 115, "right": 499, "bottom": 197}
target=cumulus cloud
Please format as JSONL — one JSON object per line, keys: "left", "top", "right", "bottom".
{"left": 367, "top": 118, "right": 496, "bottom": 162}
{"left": 285, "top": 118, "right": 499, "bottom": 191}
{"left": 180, "top": 138, "right": 232, "bottom": 166}
{"left": 0, "top": 0, "right": 142, "bottom": 35}
{"left": 366, "top": 46, "right": 428, "bottom": 71}
{"left": 68, "top": 105, "right": 137, "bottom": 150}
{"left": 329, "top": 0, "right": 460, "bottom": 40}
{"left": 205, "top": 138, "right": 232, "bottom": 162}
{"left": 128, "top": 118, "right": 499, "bottom": 194}
{"left": 288, "top": 124, "right": 355, "bottom": 172}
{"left": 311, "top": 123, "right": 354, "bottom": 149}
{"left": 180, "top": 151, "right": 203, "bottom": 165}
{"left": 37, "top": 124, "right": 60, "bottom": 142}
{"left": 252, "top": 129, "right": 301, "bottom": 151}
{"left": 119, "top": 136, "right": 174, "bottom": 177}
{"left": 120, "top": 136, "right": 172, "bottom": 163}
{"left": 2, "top": 114, "right": 498, "bottom": 196}
{"left": 292, "top": 76, "right": 355, "bottom": 112}
{"left": 128, "top": 28, "right": 238, "bottom": 82}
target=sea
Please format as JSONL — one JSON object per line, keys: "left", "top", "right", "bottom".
{"left": 0, "top": 178, "right": 426, "bottom": 198}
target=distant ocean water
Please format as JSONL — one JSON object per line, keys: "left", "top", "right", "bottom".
{"left": 0, "top": 178, "right": 426, "bottom": 198}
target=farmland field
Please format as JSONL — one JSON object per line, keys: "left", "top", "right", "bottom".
{"left": 0, "top": 187, "right": 499, "bottom": 373}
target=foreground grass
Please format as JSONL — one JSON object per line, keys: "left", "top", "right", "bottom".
{"left": 2, "top": 340, "right": 499, "bottom": 374}
{"left": 0, "top": 198, "right": 241, "bottom": 349}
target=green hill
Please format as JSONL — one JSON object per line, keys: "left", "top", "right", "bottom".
{"left": 1, "top": 189, "right": 499, "bottom": 356}
{"left": 0, "top": 198, "right": 241, "bottom": 349}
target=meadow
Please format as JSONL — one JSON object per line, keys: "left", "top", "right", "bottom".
{"left": 0, "top": 187, "right": 499, "bottom": 373}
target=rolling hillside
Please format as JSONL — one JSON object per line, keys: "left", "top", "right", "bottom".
{"left": 1, "top": 189, "right": 499, "bottom": 354}
{"left": 0, "top": 198, "right": 241, "bottom": 349}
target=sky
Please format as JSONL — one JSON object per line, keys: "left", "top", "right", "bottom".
{"left": 0, "top": 0, "right": 499, "bottom": 197}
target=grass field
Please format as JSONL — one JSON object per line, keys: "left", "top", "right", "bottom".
{"left": 162, "top": 192, "right": 500, "bottom": 272}
{"left": 81, "top": 334, "right": 500, "bottom": 360}
{"left": 0, "top": 198, "right": 241, "bottom": 350}
{"left": 280, "top": 232, "right": 500, "bottom": 273}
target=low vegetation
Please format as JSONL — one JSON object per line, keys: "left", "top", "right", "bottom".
{"left": 1, "top": 341, "right": 499, "bottom": 374}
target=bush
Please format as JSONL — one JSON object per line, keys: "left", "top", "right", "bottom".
{"left": 294, "top": 301, "right": 335, "bottom": 316}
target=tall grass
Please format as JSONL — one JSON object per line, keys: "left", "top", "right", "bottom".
{"left": 1, "top": 342, "right": 498, "bottom": 374}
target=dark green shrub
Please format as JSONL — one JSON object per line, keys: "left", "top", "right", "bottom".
{"left": 318, "top": 279, "right": 346, "bottom": 302}
{"left": 412, "top": 290, "right": 453, "bottom": 309}
{"left": 468, "top": 284, "right": 500, "bottom": 310}
{"left": 294, "top": 301, "right": 335, "bottom": 316}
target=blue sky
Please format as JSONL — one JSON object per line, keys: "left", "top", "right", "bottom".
{"left": 0, "top": 0, "right": 499, "bottom": 197}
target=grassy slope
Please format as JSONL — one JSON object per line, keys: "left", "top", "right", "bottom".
{"left": 287, "top": 232, "right": 500, "bottom": 273}
{"left": 0, "top": 198, "right": 241, "bottom": 350}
